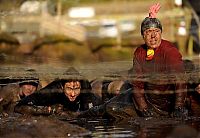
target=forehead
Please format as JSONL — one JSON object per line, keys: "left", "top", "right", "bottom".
{"left": 144, "top": 28, "right": 161, "bottom": 32}
{"left": 65, "top": 81, "right": 81, "bottom": 87}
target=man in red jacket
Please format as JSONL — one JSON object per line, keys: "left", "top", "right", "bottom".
{"left": 132, "top": 3, "right": 188, "bottom": 118}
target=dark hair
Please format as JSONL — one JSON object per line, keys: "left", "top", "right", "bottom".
{"left": 61, "top": 79, "right": 91, "bottom": 91}
{"left": 19, "top": 79, "right": 39, "bottom": 87}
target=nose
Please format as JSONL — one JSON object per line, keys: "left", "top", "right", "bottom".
{"left": 151, "top": 31, "right": 156, "bottom": 38}
{"left": 71, "top": 91, "right": 75, "bottom": 97}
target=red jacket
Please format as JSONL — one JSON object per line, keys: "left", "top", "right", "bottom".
{"left": 132, "top": 39, "right": 187, "bottom": 113}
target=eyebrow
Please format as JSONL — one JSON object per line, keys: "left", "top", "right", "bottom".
{"left": 65, "top": 86, "right": 81, "bottom": 89}
{"left": 146, "top": 29, "right": 160, "bottom": 31}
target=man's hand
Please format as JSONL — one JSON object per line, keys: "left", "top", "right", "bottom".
{"left": 149, "top": 3, "right": 161, "bottom": 18}
{"left": 48, "top": 104, "right": 63, "bottom": 114}
{"left": 140, "top": 108, "right": 154, "bottom": 117}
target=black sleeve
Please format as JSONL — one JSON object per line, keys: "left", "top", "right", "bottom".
{"left": 14, "top": 105, "right": 51, "bottom": 116}
{"left": 14, "top": 92, "right": 63, "bottom": 115}
{"left": 81, "top": 92, "right": 103, "bottom": 110}
{"left": 91, "top": 92, "right": 103, "bottom": 106}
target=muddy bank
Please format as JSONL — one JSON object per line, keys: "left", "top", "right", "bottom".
{"left": 0, "top": 114, "right": 90, "bottom": 137}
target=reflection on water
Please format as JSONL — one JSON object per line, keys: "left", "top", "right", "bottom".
{"left": 1, "top": 115, "right": 200, "bottom": 137}
{"left": 66, "top": 117, "right": 200, "bottom": 138}
{"left": 92, "top": 126, "right": 137, "bottom": 138}
{"left": 69, "top": 118, "right": 139, "bottom": 137}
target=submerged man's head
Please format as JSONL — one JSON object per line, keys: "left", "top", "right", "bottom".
{"left": 19, "top": 80, "right": 39, "bottom": 97}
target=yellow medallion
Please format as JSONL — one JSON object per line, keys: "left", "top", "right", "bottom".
{"left": 146, "top": 49, "right": 154, "bottom": 60}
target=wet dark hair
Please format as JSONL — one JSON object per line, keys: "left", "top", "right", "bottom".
{"left": 61, "top": 79, "right": 91, "bottom": 91}
{"left": 141, "top": 17, "right": 162, "bottom": 35}
{"left": 19, "top": 79, "right": 39, "bottom": 87}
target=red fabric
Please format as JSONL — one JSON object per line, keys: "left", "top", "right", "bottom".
{"left": 132, "top": 39, "right": 187, "bottom": 103}
{"left": 132, "top": 39, "right": 187, "bottom": 112}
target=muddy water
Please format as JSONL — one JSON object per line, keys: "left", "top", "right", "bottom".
{"left": 0, "top": 114, "right": 91, "bottom": 138}
{"left": 67, "top": 117, "right": 200, "bottom": 138}
{"left": 1, "top": 115, "right": 200, "bottom": 137}
{"left": 0, "top": 56, "right": 200, "bottom": 137}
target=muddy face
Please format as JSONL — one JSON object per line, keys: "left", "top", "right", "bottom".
{"left": 19, "top": 84, "right": 37, "bottom": 97}
{"left": 143, "top": 28, "right": 162, "bottom": 49}
{"left": 64, "top": 81, "right": 81, "bottom": 102}
{"left": 196, "top": 84, "right": 200, "bottom": 93}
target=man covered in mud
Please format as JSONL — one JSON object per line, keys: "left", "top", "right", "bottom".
{"left": 0, "top": 69, "right": 41, "bottom": 115}
{"left": 91, "top": 79, "right": 132, "bottom": 102}
{"left": 131, "top": 3, "right": 188, "bottom": 117}
{"left": 14, "top": 67, "right": 102, "bottom": 119}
